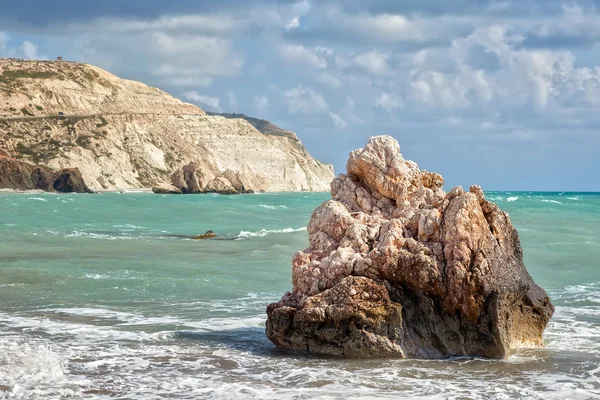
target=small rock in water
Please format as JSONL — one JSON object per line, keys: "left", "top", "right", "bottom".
{"left": 266, "top": 135, "right": 554, "bottom": 359}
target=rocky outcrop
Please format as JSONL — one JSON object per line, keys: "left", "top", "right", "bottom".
{"left": 0, "top": 58, "right": 334, "bottom": 192}
{"left": 0, "top": 156, "right": 91, "bottom": 193}
{"left": 160, "top": 163, "right": 267, "bottom": 194}
{"left": 266, "top": 135, "right": 554, "bottom": 359}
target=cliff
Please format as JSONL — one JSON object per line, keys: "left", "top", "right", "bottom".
{"left": 266, "top": 136, "right": 554, "bottom": 359}
{"left": 0, "top": 58, "right": 333, "bottom": 192}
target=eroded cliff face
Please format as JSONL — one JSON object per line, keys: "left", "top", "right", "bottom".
{"left": 266, "top": 135, "right": 554, "bottom": 359}
{"left": 0, "top": 59, "right": 333, "bottom": 192}
{"left": 0, "top": 155, "right": 90, "bottom": 193}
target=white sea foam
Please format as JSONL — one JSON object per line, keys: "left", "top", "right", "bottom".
{"left": 64, "top": 230, "right": 142, "bottom": 241}
{"left": 0, "top": 341, "right": 82, "bottom": 399}
{"left": 236, "top": 227, "right": 306, "bottom": 239}
{"left": 82, "top": 273, "right": 107, "bottom": 280}
{"left": 507, "top": 196, "right": 519, "bottom": 202}
{"left": 0, "top": 287, "right": 599, "bottom": 400}
{"left": 259, "top": 204, "right": 276, "bottom": 209}
{"left": 541, "top": 199, "right": 563, "bottom": 205}
{"left": 28, "top": 197, "right": 48, "bottom": 202}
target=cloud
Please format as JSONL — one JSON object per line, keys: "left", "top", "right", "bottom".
{"left": 20, "top": 41, "right": 39, "bottom": 60}
{"left": 227, "top": 91, "right": 238, "bottom": 110}
{"left": 335, "top": 49, "right": 392, "bottom": 76}
{"left": 524, "top": 5, "right": 600, "bottom": 47}
{"left": 0, "top": 33, "right": 46, "bottom": 60}
{"left": 256, "top": 0, "right": 312, "bottom": 30}
{"left": 283, "top": 85, "right": 329, "bottom": 114}
{"left": 71, "top": 29, "right": 244, "bottom": 90}
{"left": 374, "top": 92, "right": 403, "bottom": 112}
{"left": 162, "top": 77, "right": 213, "bottom": 87}
{"left": 312, "top": 71, "right": 343, "bottom": 88}
{"left": 0, "top": 32, "right": 9, "bottom": 48}
{"left": 319, "top": 7, "right": 473, "bottom": 45}
{"left": 253, "top": 94, "right": 269, "bottom": 111}
{"left": 183, "top": 91, "right": 221, "bottom": 111}
{"left": 404, "top": 25, "right": 600, "bottom": 113}
{"left": 84, "top": 14, "right": 240, "bottom": 36}
{"left": 329, "top": 112, "right": 348, "bottom": 128}
{"left": 277, "top": 43, "right": 328, "bottom": 70}
{"left": 149, "top": 33, "right": 244, "bottom": 76}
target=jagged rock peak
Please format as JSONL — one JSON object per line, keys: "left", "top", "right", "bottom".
{"left": 266, "top": 135, "right": 554, "bottom": 359}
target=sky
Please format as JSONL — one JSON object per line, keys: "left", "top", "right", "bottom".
{"left": 1, "top": 0, "right": 599, "bottom": 191}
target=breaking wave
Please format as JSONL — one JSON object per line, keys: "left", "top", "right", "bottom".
{"left": 236, "top": 227, "right": 306, "bottom": 239}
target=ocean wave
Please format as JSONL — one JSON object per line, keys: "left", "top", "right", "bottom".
{"left": 541, "top": 199, "right": 563, "bottom": 205}
{"left": 64, "top": 231, "right": 142, "bottom": 240}
{"left": 259, "top": 204, "right": 276, "bottom": 209}
{"left": 28, "top": 197, "right": 48, "bottom": 202}
{"left": 236, "top": 227, "right": 306, "bottom": 239}
{"left": 507, "top": 196, "right": 519, "bottom": 202}
{"left": 112, "top": 224, "right": 147, "bottom": 229}
{"left": 0, "top": 341, "right": 73, "bottom": 399}
{"left": 0, "top": 292, "right": 599, "bottom": 400}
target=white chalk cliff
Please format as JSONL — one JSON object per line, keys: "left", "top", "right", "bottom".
{"left": 0, "top": 58, "right": 333, "bottom": 192}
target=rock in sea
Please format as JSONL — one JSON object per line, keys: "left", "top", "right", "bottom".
{"left": 266, "top": 135, "right": 554, "bottom": 359}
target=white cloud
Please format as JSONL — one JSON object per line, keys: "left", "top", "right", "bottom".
{"left": 334, "top": 49, "right": 393, "bottom": 77}
{"left": 312, "top": 71, "right": 343, "bottom": 88}
{"left": 374, "top": 92, "right": 404, "bottom": 112}
{"left": 402, "top": 25, "right": 600, "bottom": 112}
{"left": 20, "top": 41, "right": 38, "bottom": 60}
{"left": 150, "top": 33, "right": 244, "bottom": 77}
{"left": 253, "top": 94, "right": 269, "bottom": 111}
{"left": 277, "top": 43, "right": 328, "bottom": 70}
{"left": 0, "top": 32, "right": 9, "bottom": 49}
{"left": 227, "top": 91, "right": 237, "bottom": 111}
{"left": 324, "top": 8, "right": 473, "bottom": 44}
{"left": 0, "top": 34, "right": 45, "bottom": 60}
{"left": 283, "top": 85, "right": 329, "bottom": 114}
{"left": 329, "top": 112, "right": 348, "bottom": 128}
{"left": 183, "top": 91, "right": 221, "bottom": 111}
{"left": 257, "top": 0, "right": 312, "bottom": 30}
{"left": 70, "top": 14, "right": 239, "bottom": 36}
{"left": 529, "top": 5, "right": 600, "bottom": 43}
{"left": 162, "top": 77, "right": 213, "bottom": 87}
{"left": 352, "top": 50, "right": 391, "bottom": 75}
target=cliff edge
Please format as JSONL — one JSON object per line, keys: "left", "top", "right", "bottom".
{"left": 0, "top": 58, "right": 333, "bottom": 192}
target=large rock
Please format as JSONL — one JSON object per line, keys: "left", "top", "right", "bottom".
{"left": 0, "top": 157, "right": 91, "bottom": 193}
{"left": 165, "top": 162, "right": 266, "bottom": 195}
{"left": 266, "top": 135, "right": 554, "bottom": 359}
{"left": 52, "top": 168, "right": 92, "bottom": 193}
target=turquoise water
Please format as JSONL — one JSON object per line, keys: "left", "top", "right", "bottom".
{"left": 0, "top": 191, "right": 599, "bottom": 399}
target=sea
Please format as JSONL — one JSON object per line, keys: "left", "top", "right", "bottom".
{"left": 0, "top": 191, "right": 598, "bottom": 399}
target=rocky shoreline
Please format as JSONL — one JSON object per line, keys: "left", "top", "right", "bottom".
{"left": 266, "top": 135, "right": 554, "bottom": 359}
{"left": 0, "top": 153, "right": 91, "bottom": 193}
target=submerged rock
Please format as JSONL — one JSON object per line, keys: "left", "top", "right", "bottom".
{"left": 266, "top": 135, "right": 554, "bottom": 359}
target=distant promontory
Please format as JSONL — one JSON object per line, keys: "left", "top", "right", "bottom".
{"left": 0, "top": 58, "right": 333, "bottom": 193}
